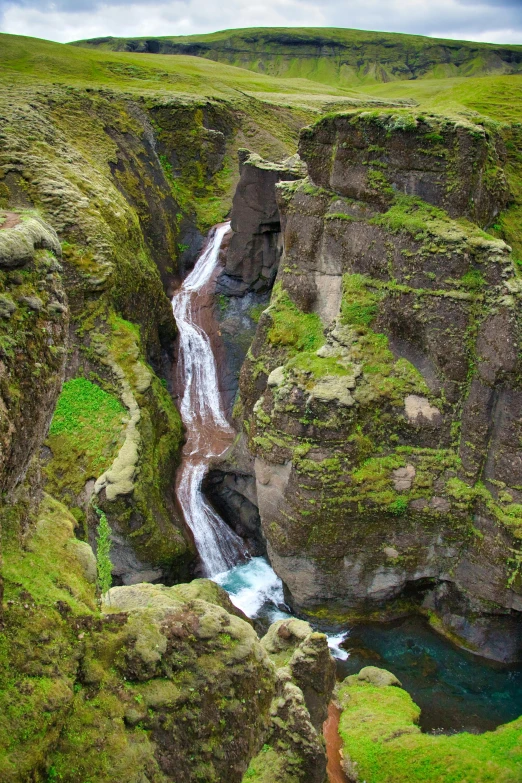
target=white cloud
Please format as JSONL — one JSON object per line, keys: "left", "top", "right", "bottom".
{"left": 0, "top": 0, "right": 520, "bottom": 45}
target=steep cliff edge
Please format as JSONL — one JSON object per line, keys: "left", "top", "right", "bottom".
{"left": 238, "top": 110, "right": 522, "bottom": 662}
{"left": 0, "top": 75, "right": 339, "bottom": 780}
{"left": 0, "top": 79, "right": 309, "bottom": 586}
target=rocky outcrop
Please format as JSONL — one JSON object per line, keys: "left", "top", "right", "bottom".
{"left": 0, "top": 487, "right": 334, "bottom": 783}
{"left": 243, "top": 618, "right": 335, "bottom": 783}
{"left": 299, "top": 111, "right": 509, "bottom": 227}
{"left": 218, "top": 150, "right": 306, "bottom": 296}
{"left": 239, "top": 110, "right": 522, "bottom": 662}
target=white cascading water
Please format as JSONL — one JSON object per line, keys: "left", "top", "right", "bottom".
{"left": 172, "top": 223, "right": 348, "bottom": 658}
{"left": 172, "top": 223, "right": 246, "bottom": 576}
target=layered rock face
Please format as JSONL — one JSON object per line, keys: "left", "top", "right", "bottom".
{"left": 238, "top": 111, "right": 522, "bottom": 661}
{"left": 218, "top": 150, "right": 306, "bottom": 296}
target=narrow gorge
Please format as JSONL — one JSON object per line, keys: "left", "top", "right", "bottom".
{"left": 1, "top": 27, "right": 522, "bottom": 783}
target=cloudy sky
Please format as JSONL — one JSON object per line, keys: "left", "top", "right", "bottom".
{"left": 0, "top": 0, "right": 521, "bottom": 46}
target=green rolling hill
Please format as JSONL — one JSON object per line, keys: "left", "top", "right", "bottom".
{"left": 72, "top": 26, "right": 522, "bottom": 87}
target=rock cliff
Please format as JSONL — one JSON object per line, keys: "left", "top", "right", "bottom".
{"left": 236, "top": 110, "right": 522, "bottom": 662}
{"left": 0, "top": 77, "right": 338, "bottom": 780}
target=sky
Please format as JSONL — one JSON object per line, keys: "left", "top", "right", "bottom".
{"left": 0, "top": 0, "right": 521, "bottom": 46}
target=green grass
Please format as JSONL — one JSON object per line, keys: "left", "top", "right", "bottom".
{"left": 0, "top": 31, "right": 356, "bottom": 105}
{"left": 266, "top": 282, "right": 325, "bottom": 354}
{"left": 71, "top": 27, "right": 522, "bottom": 90}
{"left": 339, "top": 678, "right": 522, "bottom": 783}
{"left": 45, "top": 377, "right": 125, "bottom": 498}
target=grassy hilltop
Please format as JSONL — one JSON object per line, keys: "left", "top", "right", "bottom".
{"left": 72, "top": 26, "right": 522, "bottom": 87}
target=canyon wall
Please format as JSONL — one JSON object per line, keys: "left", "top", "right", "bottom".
{"left": 0, "top": 82, "right": 338, "bottom": 780}
{"left": 234, "top": 110, "right": 522, "bottom": 662}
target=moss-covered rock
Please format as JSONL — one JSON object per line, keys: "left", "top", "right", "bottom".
{"left": 337, "top": 667, "right": 522, "bottom": 782}
{"left": 239, "top": 110, "right": 522, "bottom": 661}
{"left": 1, "top": 497, "right": 297, "bottom": 783}
{"left": 242, "top": 618, "right": 335, "bottom": 783}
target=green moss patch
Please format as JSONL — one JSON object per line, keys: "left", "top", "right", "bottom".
{"left": 340, "top": 273, "right": 382, "bottom": 327}
{"left": 2, "top": 493, "right": 97, "bottom": 613}
{"left": 267, "top": 282, "right": 325, "bottom": 354}
{"left": 371, "top": 195, "right": 506, "bottom": 252}
{"left": 45, "top": 377, "right": 126, "bottom": 501}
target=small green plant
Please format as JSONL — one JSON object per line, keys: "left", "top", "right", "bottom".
{"left": 216, "top": 293, "right": 228, "bottom": 314}
{"left": 460, "top": 269, "right": 485, "bottom": 290}
{"left": 424, "top": 132, "right": 444, "bottom": 143}
{"left": 94, "top": 504, "right": 112, "bottom": 595}
{"left": 249, "top": 303, "right": 266, "bottom": 323}
{"left": 389, "top": 497, "right": 409, "bottom": 515}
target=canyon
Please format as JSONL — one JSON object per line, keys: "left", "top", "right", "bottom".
{"left": 0, "top": 27, "right": 522, "bottom": 783}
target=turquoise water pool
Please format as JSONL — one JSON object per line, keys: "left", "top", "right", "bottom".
{"left": 336, "top": 616, "right": 522, "bottom": 733}
{"left": 214, "top": 557, "right": 522, "bottom": 734}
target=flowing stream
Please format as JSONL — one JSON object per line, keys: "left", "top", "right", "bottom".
{"left": 172, "top": 223, "right": 247, "bottom": 576}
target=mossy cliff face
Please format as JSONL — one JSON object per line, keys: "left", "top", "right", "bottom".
{"left": 299, "top": 110, "right": 509, "bottom": 227}
{"left": 242, "top": 618, "right": 335, "bottom": 783}
{"left": 1, "top": 488, "right": 333, "bottom": 782}
{"left": 238, "top": 111, "right": 522, "bottom": 662}
{"left": 0, "top": 215, "right": 67, "bottom": 497}
{"left": 0, "top": 81, "right": 307, "bottom": 585}
{"left": 0, "top": 86, "right": 195, "bottom": 583}
{"left": 337, "top": 667, "right": 522, "bottom": 782}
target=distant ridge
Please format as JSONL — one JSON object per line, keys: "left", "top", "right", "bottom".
{"left": 71, "top": 27, "right": 522, "bottom": 87}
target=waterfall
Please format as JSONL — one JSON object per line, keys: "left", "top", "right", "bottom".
{"left": 172, "top": 223, "right": 246, "bottom": 576}
{"left": 171, "top": 223, "right": 349, "bottom": 659}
